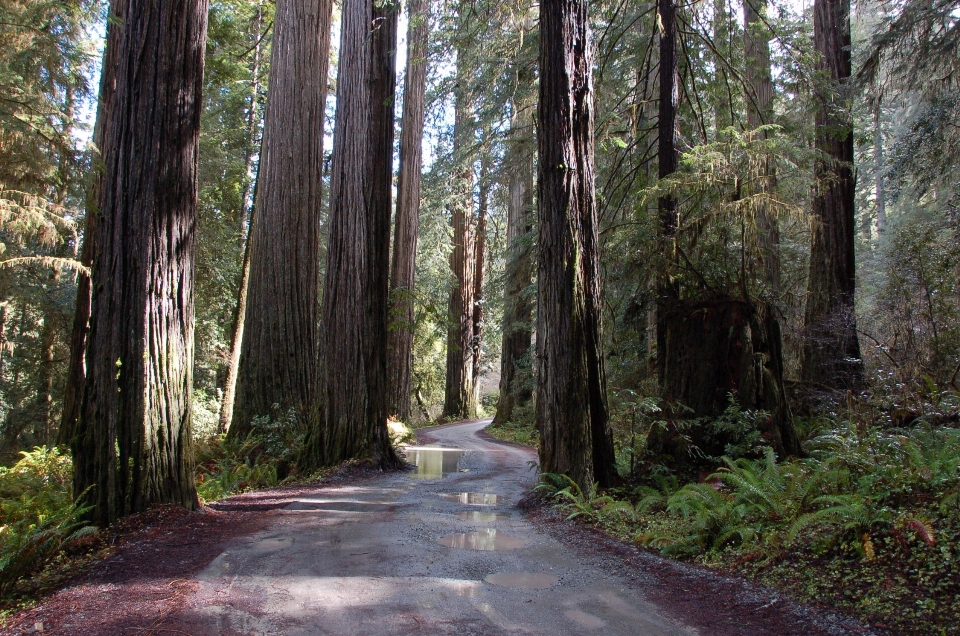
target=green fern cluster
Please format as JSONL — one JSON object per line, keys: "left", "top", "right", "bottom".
{"left": 0, "top": 447, "right": 96, "bottom": 597}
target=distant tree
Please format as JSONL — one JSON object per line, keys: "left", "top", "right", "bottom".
{"left": 229, "top": 0, "right": 332, "bottom": 440}
{"left": 388, "top": 0, "right": 431, "bottom": 421}
{"left": 537, "top": 0, "right": 616, "bottom": 491}
{"left": 301, "top": 0, "right": 402, "bottom": 470}
{"left": 802, "top": 0, "right": 863, "bottom": 390}
{"left": 73, "top": 0, "right": 209, "bottom": 524}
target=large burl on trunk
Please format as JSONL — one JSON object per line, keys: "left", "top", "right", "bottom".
{"left": 648, "top": 297, "right": 802, "bottom": 463}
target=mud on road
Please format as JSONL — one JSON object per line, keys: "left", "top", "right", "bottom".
{"left": 2, "top": 420, "right": 878, "bottom": 635}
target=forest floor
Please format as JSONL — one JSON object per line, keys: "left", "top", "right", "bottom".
{"left": 0, "top": 420, "right": 879, "bottom": 635}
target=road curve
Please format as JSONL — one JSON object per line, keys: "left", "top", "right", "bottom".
{"left": 176, "top": 419, "right": 699, "bottom": 635}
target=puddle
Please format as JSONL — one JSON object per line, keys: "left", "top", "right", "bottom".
{"left": 404, "top": 446, "right": 465, "bottom": 480}
{"left": 454, "top": 511, "right": 510, "bottom": 522}
{"left": 484, "top": 572, "right": 558, "bottom": 589}
{"left": 438, "top": 528, "right": 525, "bottom": 551}
{"left": 441, "top": 492, "right": 500, "bottom": 505}
{"left": 564, "top": 609, "right": 607, "bottom": 629}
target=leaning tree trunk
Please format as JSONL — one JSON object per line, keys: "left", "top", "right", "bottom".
{"left": 442, "top": 80, "right": 478, "bottom": 420}
{"left": 58, "top": 0, "right": 126, "bottom": 447}
{"left": 219, "top": 5, "right": 265, "bottom": 434}
{"left": 537, "top": 0, "right": 616, "bottom": 492}
{"left": 301, "top": 0, "right": 403, "bottom": 471}
{"left": 387, "top": 0, "right": 430, "bottom": 421}
{"left": 801, "top": 0, "right": 863, "bottom": 390}
{"left": 493, "top": 102, "right": 535, "bottom": 426}
{"left": 73, "top": 0, "right": 208, "bottom": 525}
{"left": 656, "top": 0, "right": 680, "bottom": 386}
{"left": 744, "top": 0, "right": 780, "bottom": 294}
{"left": 229, "top": 0, "right": 332, "bottom": 439}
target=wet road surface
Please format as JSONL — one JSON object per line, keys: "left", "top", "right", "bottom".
{"left": 178, "top": 419, "right": 699, "bottom": 635}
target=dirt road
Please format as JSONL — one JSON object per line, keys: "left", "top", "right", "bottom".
{"left": 4, "top": 420, "right": 877, "bottom": 635}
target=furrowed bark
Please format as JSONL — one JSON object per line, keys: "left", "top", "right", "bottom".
{"left": 58, "top": 0, "right": 126, "bottom": 447}
{"left": 73, "top": 0, "right": 209, "bottom": 524}
{"left": 388, "top": 0, "right": 430, "bottom": 421}
{"left": 537, "top": 0, "right": 616, "bottom": 491}
{"left": 229, "top": 0, "right": 332, "bottom": 439}
{"left": 801, "top": 0, "right": 863, "bottom": 390}
{"left": 302, "top": 0, "right": 402, "bottom": 470}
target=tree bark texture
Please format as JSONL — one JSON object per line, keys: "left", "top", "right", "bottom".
{"left": 388, "top": 0, "right": 430, "bottom": 421}
{"left": 493, "top": 104, "right": 535, "bottom": 426}
{"left": 229, "top": 0, "right": 332, "bottom": 439}
{"left": 743, "top": 0, "right": 780, "bottom": 294}
{"left": 656, "top": 0, "right": 680, "bottom": 385}
{"left": 302, "top": 0, "right": 402, "bottom": 470}
{"left": 73, "top": 0, "right": 208, "bottom": 525}
{"left": 472, "top": 155, "right": 489, "bottom": 401}
{"left": 648, "top": 297, "right": 802, "bottom": 462}
{"left": 58, "top": 0, "right": 126, "bottom": 447}
{"left": 801, "top": 0, "right": 863, "bottom": 390}
{"left": 537, "top": 0, "right": 616, "bottom": 492}
{"left": 442, "top": 83, "right": 478, "bottom": 420}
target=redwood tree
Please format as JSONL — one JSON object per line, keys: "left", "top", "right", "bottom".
{"left": 58, "top": 0, "right": 127, "bottom": 446}
{"left": 442, "top": 79, "right": 479, "bottom": 420}
{"left": 537, "top": 0, "right": 616, "bottom": 491}
{"left": 301, "top": 0, "right": 402, "bottom": 470}
{"left": 801, "top": 0, "right": 863, "bottom": 390}
{"left": 229, "top": 0, "right": 333, "bottom": 439}
{"left": 493, "top": 101, "right": 535, "bottom": 426}
{"left": 72, "top": 0, "right": 209, "bottom": 524}
{"left": 388, "top": 0, "right": 430, "bottom": 421}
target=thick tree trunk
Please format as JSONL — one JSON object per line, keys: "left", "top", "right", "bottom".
{"left": 73, "top": 0, "right": 208, "bottom": 525}
{"left": 744, "top": 0, "right": 780, "bottom": 294}
{"left": 537, "top": 0, "right": 616, "bottom": 492}
{"left": 493, "top": 104, "right": 535, "bottom": 426}
{"left": 648, "top": 297, "right": 802, "bottom": 462}
{"left": 388, "top": 0, "right": 430, "bottom": 421}
{"left": 229, "top": 0, "right": 332, "bottom": 439}
{"left": 801, "top": 0, "right": 863, "bottom": 390}
{"left": 219, "top": 13, "right": 265, "bottom": 434}
{"left": 656, "top": 0, "right": 680, "bottom": 386}
{"left": 58, "top": 0, "right": 126, "bottom": 447}
{"left": 442, "top": 84, "right": 478, "bottom": 420}
{"left": 301, "top": 0, "right": 402, "bottom": 471}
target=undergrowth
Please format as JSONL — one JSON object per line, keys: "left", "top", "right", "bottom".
{"left": 538, "top": 414, "right": 960, "bottom": 634}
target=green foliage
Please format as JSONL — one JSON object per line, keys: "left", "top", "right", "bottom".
{"left": 536, "top": 473, "right": 637, "bottom": 525}
{"left": 0, "top": 447, "right": 96, "bottom": 597}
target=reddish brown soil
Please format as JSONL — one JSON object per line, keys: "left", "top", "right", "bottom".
{"left": 0, "top": 464, "right": 379, "bottom": 636}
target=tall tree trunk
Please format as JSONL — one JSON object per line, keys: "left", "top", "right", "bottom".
{"left": 537, "top": 0, "right": 616, "bottom": 492}
{"left": 388, "top": 0, "right": 430, "bottom": 421}
{"left": 73, "top": 0, "right": 209, "bottom": 525}
{"left": 472, "top": 154, "right": 489, "bottom": 404}
{"left": 656, "top": 0, "right": 680, "bottom": 385}
{"left": 493, "top": 102, "right": 535, "bottom": 426}
{"left": 301, "top": 0, "right": 403, "bottom": 470}
{"left": 229, "top": 0, "right": 332, "bottom": 439}
{"left": 442, "top": 82, "right": 478, "bottom": 420}
{"left": 219, "top": 8, "right": 265, "bottom": 434}
{"left": 874, "top": 101, "right": 886, "bottom": 236}
{"left": 744, "top": 0, "right": 780, "bottom": 293}
{"left": 801, "top": 0, "right": 863, "bottom": 390}
{"left": 35, "top": 306, "right": 57, "bottom": 446}
{"left": 58, "top": 0, "right": 127, "bottom": 447}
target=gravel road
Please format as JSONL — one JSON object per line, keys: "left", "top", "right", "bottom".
{"left": 166, "top": 418, "right": 698, "bottom": 635}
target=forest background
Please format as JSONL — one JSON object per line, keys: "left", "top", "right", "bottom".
{"left": 0, "top": 0, "right": 958, "bottom": 631}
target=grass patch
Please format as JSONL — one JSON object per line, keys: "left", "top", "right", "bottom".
{"left": 485, "top": 419, "right": 539, "bottom": 447}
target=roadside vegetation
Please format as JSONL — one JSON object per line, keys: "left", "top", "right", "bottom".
{"left": 535, "top": 389, "right": 960, "bottom": 635}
